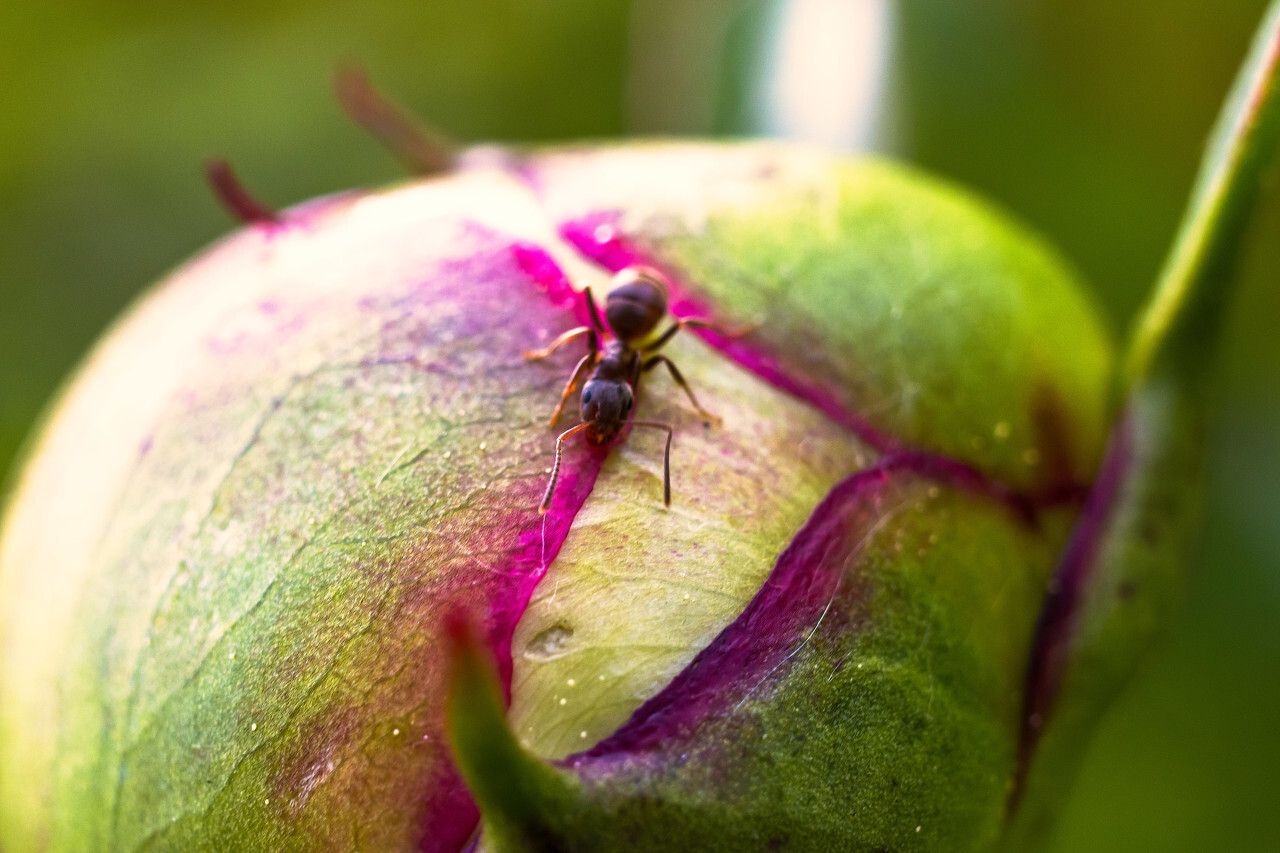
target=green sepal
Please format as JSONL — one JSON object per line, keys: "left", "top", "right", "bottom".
{"left": 1124, "top": 0, "right": 1280, "bottom": 393}
{"left": 446, "top": 614, "right": 583, "bottom": 853}
{"left": 1006, "top": 3, "right": 1280, "bottom": 845}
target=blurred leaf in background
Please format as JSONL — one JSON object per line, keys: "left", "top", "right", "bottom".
{"left": 0, "top": 0, "right": 635, "bottom": 489}
{"left": 1, "top": 1, "right": 1277, "bottom": 851}
{"left": 889, "top": 2, "right": 1280, "bottom": 851}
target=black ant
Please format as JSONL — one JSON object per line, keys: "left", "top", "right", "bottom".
{"left": 525, "top": 266, "right": 740, "bottom": 514}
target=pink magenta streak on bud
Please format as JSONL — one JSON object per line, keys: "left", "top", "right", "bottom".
{"left": 420, "top": 765, "right": 477, "bottom": 853}
{"left": 408, "top": 235, "right": 611, "bottom": 852}
{"left": 511, "top": 243, "right": 596, "bottom": 327}
{"left": 487, "top": 441, "right": 609, "bottom": 696}
{"left": 418, "top": 437, "right": 604, "bottom": 853}
{"left": 496, "top": 243, "right": 616, "bottom": 692}
{"left": 558, "top": 213, "right": 648, "bottom": 276}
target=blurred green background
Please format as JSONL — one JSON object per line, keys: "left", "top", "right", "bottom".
{"left": 1, "top": 1, "right": 1276, "bottom": 850}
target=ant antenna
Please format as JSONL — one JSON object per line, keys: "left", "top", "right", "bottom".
{"left": 540, "top": 423, "right": 591, "bottom": 514}
{"left": 334, "top": 64, "right": 458, "bottom": 176}
{"left": 630, "top": 421, "right": 674, "bottom": 507}
{"left": 539, "top": 421, "right": 674, "bottom": 513}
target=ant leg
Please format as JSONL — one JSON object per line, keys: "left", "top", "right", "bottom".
{"left": 583, "top": 286, "right": 607, "bottom": 334}
{"left": 523, "top": 326, "right": 597, "bottom": 361}
{"left": 642, "top": 322, "right": 681, "bottom": 353}
{"left": 547, "top": 351, "right": 598, "bottom": 428}
{"left": 642, "top": 316, "right": 753, "bottom": 353}
{"left": 641, "top": 355, "right": 722, "bottom": 424}
{"left": 630, "top": 420, "right": 674, "bottom": 507}
{"left": 680, "top": 316, "right": 755, "bottom": 337}
{"left": 540, "top": 422, "right": 592, "bottom": 513}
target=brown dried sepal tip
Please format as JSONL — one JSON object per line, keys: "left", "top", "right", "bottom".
{"left": 333, "top": 64, "right": 459, "bottom": 176}
{"left": 203, "top": 158, "right": 280, "bottom": 226}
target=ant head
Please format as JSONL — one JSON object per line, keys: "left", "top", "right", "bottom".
{"left": 581, "top": 378, "right": 633, "bottom": 446}
{"left": 604, "top": 266, "right": 669, "bottom": 342}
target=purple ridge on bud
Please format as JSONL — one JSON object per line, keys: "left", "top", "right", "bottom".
{"left": 565, "top": 450, "right": 1038, "bottom": 776}
{"left": 563, "top": 464, "right": 886, "bottom": 765}
{"left": 486, "top": 440, "right": 609, "bottom": 695}
{"left": 1014, "top": 414, "right": 1134, "bottom": 801}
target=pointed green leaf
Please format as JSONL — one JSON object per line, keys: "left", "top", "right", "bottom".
{"left": 1007, "top": 4, "right": 1280, "bottom": 845}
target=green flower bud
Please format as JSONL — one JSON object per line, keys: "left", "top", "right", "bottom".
{"left": 2, "top": 7, "right": 1277, "bottom": 847}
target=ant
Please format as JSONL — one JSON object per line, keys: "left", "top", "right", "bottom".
{"left": 525, "top": 266, "right": 741, "bottom": 514}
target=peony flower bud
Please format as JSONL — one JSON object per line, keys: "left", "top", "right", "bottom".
{"left": 1, "top": 8, "right": 1276, "bottom": 848}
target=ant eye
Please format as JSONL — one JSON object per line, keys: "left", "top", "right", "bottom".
{"left": 582, "top": 389, "right": 593, "bottom": 404}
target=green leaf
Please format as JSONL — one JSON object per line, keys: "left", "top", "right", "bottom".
{"left": 1006, "top": 4, "right": 1280, "bottom": 846}
{"left": 1124, "top": 0, "right": 1280, "bottom": 392}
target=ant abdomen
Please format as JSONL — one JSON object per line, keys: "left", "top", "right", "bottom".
{"left": 604, "top": 267, "right": 668, "bottom": 342}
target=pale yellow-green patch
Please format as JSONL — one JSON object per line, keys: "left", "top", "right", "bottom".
{"left": 510, "top": 330, "right": 873, "bottom": 759}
